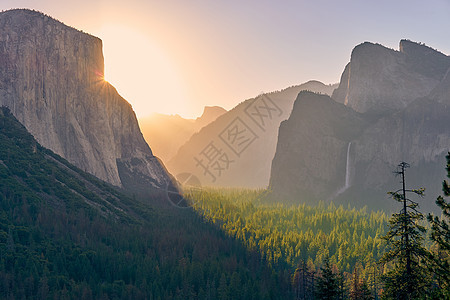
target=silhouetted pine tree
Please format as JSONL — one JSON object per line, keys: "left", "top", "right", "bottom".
{"left": 315, "top": 257, "right": 339, "bottom": 300}
{"left": 427, "top": 152, "right": 450, "bottom": 297}
{"left": 380, "top": 162, "right": 430, "bottom": 300}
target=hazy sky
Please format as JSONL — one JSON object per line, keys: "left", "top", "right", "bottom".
{"left": 1, "top": 1, "right": 450, "bottom": 118}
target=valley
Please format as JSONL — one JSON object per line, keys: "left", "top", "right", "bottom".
{"left": 0, "top": 6, "right": 448, "bottom": 300}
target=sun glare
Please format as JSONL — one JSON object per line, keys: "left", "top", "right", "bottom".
{"left": 95, "top": 24, "right": 188, "bottom": 118}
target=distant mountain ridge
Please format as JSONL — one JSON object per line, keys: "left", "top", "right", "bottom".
{"left": 270, "top": 40, "right": 450, "bottom": 211}
{"left": 168, "top": 80, "right": 338, "bottom": 188}
{"left": 0, "top": 9, "right": 172, "bottom": 195}
{"left": 139, "top": 106, "right": 227, "bottom": 163}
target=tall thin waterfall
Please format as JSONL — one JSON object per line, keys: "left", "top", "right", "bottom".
{"left": 344, "top": 142, "right": 352, "bottom": 189}
{"left": 332, "top": 142, "right": 352, "bottom": 199}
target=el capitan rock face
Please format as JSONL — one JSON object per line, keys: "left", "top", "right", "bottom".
{"left": 0, "top": 9, "right": 172, "bottom": 192}
{"left": 271, "top": 40, "right": 450, "bottom": 211}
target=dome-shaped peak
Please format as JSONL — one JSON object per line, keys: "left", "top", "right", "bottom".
{"left": 196, "top": 106, "right": 227, "bottom": 124}
{"left": 350, "top": 41, "right": 395, "bottom": 61}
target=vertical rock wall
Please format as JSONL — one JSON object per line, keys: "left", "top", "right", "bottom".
{"left": 0, "top": 9, "right": 171, "bottom": 192}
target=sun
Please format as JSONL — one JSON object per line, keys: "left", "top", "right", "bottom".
{"left": 94, "top": 24, "right": 188, "bottom": 118}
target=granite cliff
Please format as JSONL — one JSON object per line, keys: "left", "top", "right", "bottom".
{"left": 270, "top": 91, "right": 370, "bottom": 203}
{"left": 270, "top": 40, "right": 450, "bottom": 211}
{"left": 0, "top": 9, "right": 172, "bottom": 194}
{"left": 332, "top": 40, "right": 450, "bottom": 113}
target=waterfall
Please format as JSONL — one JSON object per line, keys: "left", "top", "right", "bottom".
{"left": 344, "top": 142, "right": 352, "bottom": 189}
{"left": 331, "top": 141, "right": 352, "bottom": 200}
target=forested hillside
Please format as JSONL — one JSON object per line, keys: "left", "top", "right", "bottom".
{"left": 0, "top": 107, "right": 291, "bottom": 299}
{"left": 1, "top": 105, "right": 447, "bottom": 299}
{"left": 186, "top": 189, "right": 388, "bottom": 286}
{"left": 186, "top": 186, "right": 449, "bottom": 298}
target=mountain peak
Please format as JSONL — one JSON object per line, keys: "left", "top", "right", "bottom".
{"left": 2, "top": 8, "right": 46, "bottom": 17}
{"left": 350, "top": 41, "right": 396, "bottom": 61}
{"left": 0, "top": 9, "right": 98, "bottom": 40}
{"left": 333, "top": 39, "right": 450, "bottom": 113}
{"left": 399, "top": 39, "right": 446, "bottom": 56}
{"left": 196, "top": 106, "right": 227, "bottom": 124}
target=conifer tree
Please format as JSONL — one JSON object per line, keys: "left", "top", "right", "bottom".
{"left": 293, "top": 260, "right": 316, "bottom": 300}
{"left": 315, "top": 257, "right": 339, "bottom": 300}
{"left": 380, "top": 162, "right": 429, "bottom": 300}
{"left": 218, "top": 274, "right": 228, "bottom": 300}
{"left": 350, "top": 266, "right": 372, "bottom": 300}
{"left": 427, "top": 152, "right": 450, "bottom": 297}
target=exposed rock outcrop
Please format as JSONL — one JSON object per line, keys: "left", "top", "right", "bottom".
{"left": 270, "top": 91, "right": 369, "bottom": 203}
{"left": 0, "top": 9, "right": 172, "bottom": 194}
{"left": 332, "top": 40, "right": 450, "bottom": 113}
{"left": 271, "top": 40, "right": 450, "bottom": 211}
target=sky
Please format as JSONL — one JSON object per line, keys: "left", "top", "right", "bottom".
{"left": 1, "top": 0, "right": 450, "bottom": 118}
